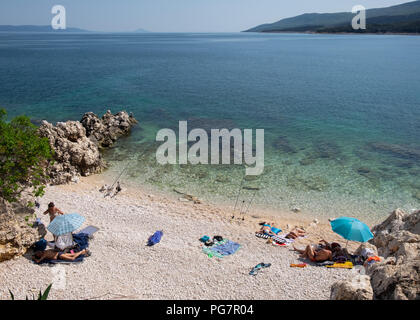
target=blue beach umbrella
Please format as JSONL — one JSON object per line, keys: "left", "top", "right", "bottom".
{"left": 47, "top": 213, "right": 85, "bottom": 236}
{"left": 330, "top": 217, "right": 373, "bottom": 243}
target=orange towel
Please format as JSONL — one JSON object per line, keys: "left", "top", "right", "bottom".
{"left": 367, "top": 256, "right": 380, "bottom": 262}
{"left": 290, "top": 263, "right": 307, "bottom": 268}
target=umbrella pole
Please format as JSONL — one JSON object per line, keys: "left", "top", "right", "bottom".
{"left": 345, "top": 240, "right": 348, "bottom": 249}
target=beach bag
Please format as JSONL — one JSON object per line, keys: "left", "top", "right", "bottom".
{"left": 34, "top": 239, "right": 47, "bottom": 251}
{"left": 147, "top": 231, "right": 163, "bottom": 246}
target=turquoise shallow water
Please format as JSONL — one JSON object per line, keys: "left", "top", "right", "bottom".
{"left": 1, "top": 32, "right": 419, "bottom": 223}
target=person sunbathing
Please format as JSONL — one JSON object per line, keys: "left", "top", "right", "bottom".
{"left": 293, "top": 244, "right": 332, "bottom": 262}
{"left": 285, "top": 228, "right": 306, "bottom": 239}
{"left": 259, "top": 222, "right": 276, "bottom": 236}
{"left": 33, "top": 249, "right": 90, "bottom": 264}
{"left": 43, "top": 202, "right": 64, "bottom": 222}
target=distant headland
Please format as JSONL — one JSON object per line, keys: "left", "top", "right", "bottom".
{"left": 244, "top": 0, "right": 420, "bottom": 34}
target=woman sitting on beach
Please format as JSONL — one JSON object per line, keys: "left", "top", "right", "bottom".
{"left": 33, "top": 249, "right": 91, "bottom": 264}
{"left": 43, "top": 202, "right": 64, "bottom": 222}
{"left": 293, "top": 244, "right": 332, "bottom": 262}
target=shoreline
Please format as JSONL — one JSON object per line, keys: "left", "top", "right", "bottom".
{"left": 87, "top": 168, "right": 378, "bottom": 230}
{"left": 96, "top": 158, "right": 396, "bottom": 226}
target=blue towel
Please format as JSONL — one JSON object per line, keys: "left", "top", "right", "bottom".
{"left": 73, "top": 233, "right": 90, "bottom": 251}
{"left": 147, "top": 231, "right": 163, "bottom": 246}
{"left": 211, "top": 240, "right": 240, "bottom": 256}
{"left": 271, "top": 227, "right": 282, "bottom": 234}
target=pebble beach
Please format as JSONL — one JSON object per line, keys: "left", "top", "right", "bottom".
{"left": 0, "top": 175, "right": 362, "bottom": 300}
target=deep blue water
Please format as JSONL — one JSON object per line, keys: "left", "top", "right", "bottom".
{"left": 1, "top": 32, "right": 419, "bottom": 222}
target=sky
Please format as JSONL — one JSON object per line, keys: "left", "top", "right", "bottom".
{"left": 0, "top": 0, "right": 411, "bottom": 32}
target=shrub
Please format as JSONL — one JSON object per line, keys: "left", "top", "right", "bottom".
{"left": 0, "top": 108, "right": 53, "bottom": 203}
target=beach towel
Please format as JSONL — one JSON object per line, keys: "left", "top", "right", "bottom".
{"left": 78, "top": 226, "right": 99, "bottom": 238}
{"left": 211, "top": 240, "right": 240, "bottom": 256}
{"left": 271, "top": 227, "right": 281, "bottom": 234}
{"left": 290, "top": 263, "right": 307, "bottom": 268}
{"left": 326, "top": 261, "right": 353, "bottom": 269}
{"left": 147, "top": 230, "right": 163, "bottom": 246}
{"left": 255, "top": 232, "right": 271, "bottom": 239}
{"left": 202, "top": 239, "right": 241, "bottom": 258}
{"left": 272, "top": 234, "right": 295, "bottom": 246}
{"left": 73, "top": 232, "right": 90, "bottom": 251}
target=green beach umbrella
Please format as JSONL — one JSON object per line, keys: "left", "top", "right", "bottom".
{"left": 330, "top": 217, "right": 373, "bottom": 244}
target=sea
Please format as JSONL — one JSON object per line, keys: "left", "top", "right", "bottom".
{"left": 1, "top": 32, "right": 419, "bottom": 223}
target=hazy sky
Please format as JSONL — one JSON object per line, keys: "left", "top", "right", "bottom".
{"left": 0, "top": 0, "right": 411, "bottom": 32}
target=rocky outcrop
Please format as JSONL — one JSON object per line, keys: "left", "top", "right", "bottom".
{"left": 330, "top": 275, "right": 373, "bottom": 300}
{"left": 330, "top": 209, "right": 420, "bottom": 300}
{"left": 0, "top": 198, "right": 46, "bottom": 262}
{"left": 39, "top": 110, "right": 137, "bottom": 185}
{"left": 368, "top": 258, "right": 420, "bottom": 300}
{"left": 81, "top": 110, "right": 138, "bottom": 148}
{"left": 367, "top": 209, "right": 420, "bottom": 300}
{"left": 370, "top": 209, "right": 420, "bottom": 264}
{"left": 39, "top": 120, "right": 105, "bottom": 185}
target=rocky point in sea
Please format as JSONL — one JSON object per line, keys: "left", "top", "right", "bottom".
{"left": 38, "top": 110, "right": 138, "bottom": 185}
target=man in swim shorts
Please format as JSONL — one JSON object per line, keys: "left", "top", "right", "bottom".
{"left": 43, "top": 202, "right": 64, "bottom": 222}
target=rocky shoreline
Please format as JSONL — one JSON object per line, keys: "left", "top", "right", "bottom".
{"left": 330, "top": 208, "right": 420, "bottom": 300}
{"left": 0, "top": 110, "right": 137, "bottom": 262}
{"left": 1, "top": 110, "right": 419, "bottom": 300}
{"left": 1, "top": 176, "right": 418, "bottom": 300}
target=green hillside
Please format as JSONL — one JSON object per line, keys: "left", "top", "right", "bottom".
{"left": 244, "top": 1, "right": 420, "bottom": 33}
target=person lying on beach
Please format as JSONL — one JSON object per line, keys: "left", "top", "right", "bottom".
{"left": 43, "top": 202, "right": 64, "bottom": 222}
{"left": 259, "top": 222, "right": 277, "bottom": 236}
{"left": 285, "top": 228, "right": 306, "bottom": 239}
{"left": 32, "top": 249, "right": 90, "bottom": 264}
{"left": 293, "top": 244, "right": 332, "bottom": 262}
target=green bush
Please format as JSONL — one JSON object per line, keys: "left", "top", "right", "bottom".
{"left": 0, "top": 108, "right": 53, "bottom": 203}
